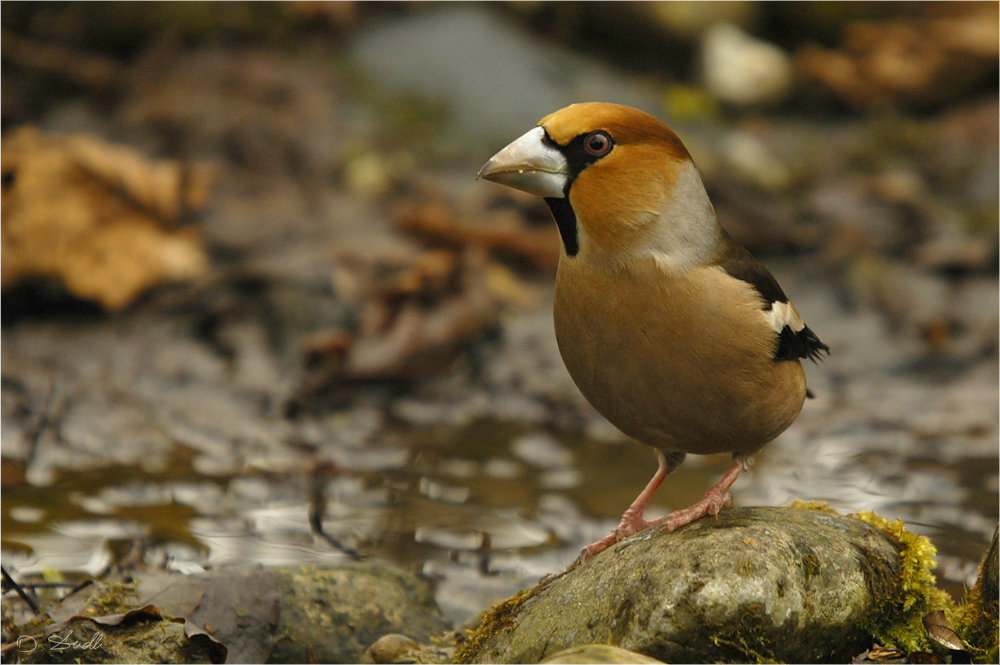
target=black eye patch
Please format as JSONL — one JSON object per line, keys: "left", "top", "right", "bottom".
{"left": 538, "top": 128, "right": 616, "bottom": 259}
{"left": 561, "top": 130, "right": 615, "bottom": 177}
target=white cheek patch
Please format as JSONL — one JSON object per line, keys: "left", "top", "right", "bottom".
{"left": 637, "top": 161, "right": 720, "bottom": 271}
{"left": 763, "top": 300, "right": 805, "bottom": 334}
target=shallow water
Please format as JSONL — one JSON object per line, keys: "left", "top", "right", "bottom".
{"left": 3, "top": 411, "right": 995, "bottom": 626}
{"left": 8, "top": 268, "right": 993, "bottom": 628}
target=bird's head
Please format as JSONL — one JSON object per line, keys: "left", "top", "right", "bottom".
{"left": 479, "top": 102, "right": 720, "bottom": 269}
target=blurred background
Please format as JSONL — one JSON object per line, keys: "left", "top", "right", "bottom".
{"left": 2, "top": 1, "right": 997, "bottom": 626}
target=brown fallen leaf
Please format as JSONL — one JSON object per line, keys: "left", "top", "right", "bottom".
{"left": 1, "top": 126, "right": 212, "bottom": 309}
{"left": 852, "top": 644, "right": 906, "bottom": 664}
{"left": 380, "top": 249, "right": 459, "bottom": 301}
{"left": 344, "top": 248, "right": 498, "bottom": 380}
{"left": 396, "top": 200, "right": 560, "bottom": 273}
{"left": 66, "top": 134, "right": 215, "bottom": 221}
{"left": 484, "top": 261, "right": 543, "bottom": 309}
{"left": 294, "top": 247, "right": 499, "bottom": 402}
{"left": 181, "top": 619, "right": 229, "bottom": 664}
{"left": 302, "top": 329, "right": 354, "bottom": 366}
{"left": 43, "top": 607, "right": 227, "bottom": 664}
{"left": 922, "top": 609, "right": 967, "bottom": 651}
{"left": 796, "top": 4, "right": 999, "bottom": 109}
{"left": 53, "top": 603, "right": 164, "bottom": 629}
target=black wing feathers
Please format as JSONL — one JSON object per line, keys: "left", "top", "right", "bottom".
{"left": 714, "top": 231, "right": 789, "bottom": 306}
{"left": 715, "top": 230, "right": 829, "bottom": 364}
{"left": 775, "top": 323, "right": 829, "bottom": 363}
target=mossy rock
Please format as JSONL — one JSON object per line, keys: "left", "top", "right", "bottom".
{"left": 955, "top": 526, "right": 999, "bottom": 663}
{"left": 457, "top": 505, "right": 949, "bottom": 664}
{"left": 269, "top": 562, "right": 451, "bottom": 664}
{"left": 540, "top": 644, "right": 666, "bottom": 663}
{"left": 14, "top": 611, "right": 222, "bottom": 664}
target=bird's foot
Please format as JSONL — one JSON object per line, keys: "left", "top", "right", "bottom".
{"left": 652, "top": 488, "right": 734, "bottom": 532}
{"left": 580, "top": 508, "right": 655, "bottom": 560}
{"left": 578, "top": 490, "right": 736, "bottom": 561}
{"left": 578, "top": 459, "right": 744, "bottom": 562}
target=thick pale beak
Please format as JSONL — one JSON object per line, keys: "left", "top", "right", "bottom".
{"left": 477, "top": 126, "right": 568, "bottom": 199}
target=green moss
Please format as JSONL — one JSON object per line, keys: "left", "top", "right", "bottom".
{"left": 954, "top": 532, "right": 999, "bottom": 665}
{"left": 86, "top": 580, "right": 140, "bottom": 616}
{"left": 454, "top": 586, "right": 536, "bottom": 663}
{"left": 853, "top": 511, "right": 956, "bottom": 653}
{"left": 788, "top": 499, "right": 840, "bottom": 516}
{"left": 735, "top": 560, "right": 761, "bottom": 578}
{"left": 801, "top": 550, "right": 821, "bottom": 582}
{"left": 955, "top": 582, "right": 999, "bottom": 663}
{"left": 704, "top": 604, "right": 779, "bottom": 664}
{"left": 664, "top": 595, "right": 780, "bottom": 664}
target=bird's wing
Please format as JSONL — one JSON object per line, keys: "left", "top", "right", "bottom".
{"left": 714, "top": 231, "right": 830, "bottom": 364}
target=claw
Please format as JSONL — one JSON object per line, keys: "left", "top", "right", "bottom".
{"left": 580, "top": 459, "right": 747, "bottom": 559}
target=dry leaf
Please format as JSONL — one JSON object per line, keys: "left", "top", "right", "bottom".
{"left": 796, "top": 4, "right": 998, "bottom": 109}
{"left": 1, "top": 126, "right": 212, "bottom": 309}
{"left": 296, "top": 248, "right": 499, "bottom": 399}
{"left": 922, "top": 609, "right": 966, "bottom": 651}
{"left": 396, "top": 200, "right": 560, "bottom": 273}
{"left": 853, "top": 645, "right": 906, "bottom": 663}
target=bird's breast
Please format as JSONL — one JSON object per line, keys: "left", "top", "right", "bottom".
{"left": 553, "top": 257, "right": 806, "bottom": 455}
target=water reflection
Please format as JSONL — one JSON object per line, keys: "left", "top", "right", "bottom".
{"left": 2, "top": 417, "right": 996, "bottom": 626}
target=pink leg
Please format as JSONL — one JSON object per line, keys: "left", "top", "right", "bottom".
{"left": 581, "top": 457, "right": 745, "bottom": 560}
{"left": 582, "top": 451, "right": 676, "bottom": 559}
{"left": 649, "top": 460, "right": 743, "bottom": 532}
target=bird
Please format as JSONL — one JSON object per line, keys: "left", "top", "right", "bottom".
{"left": 477, "top": 103, "right": 828, "bottom": 558}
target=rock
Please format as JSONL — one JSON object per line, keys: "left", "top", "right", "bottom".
{"left": 540, "top": 644, "right": 665, "bottom": 664}
{"left": 269, "top": 562, "right": 451, "bottom": 664}
{"left": 702, "top": 23, "right": 793, "bottom": 106}
{"left": 457, "top": 506, "right": 949, "bottom": 664}
{"left": 361, "top": 633, "right": 418, "bottom": 663}
{"left": 11, "top": 562, "right": 450, "bottom": 664}
{"left": 14, "top": 604, "right": 226, "bottom": 665}
{"left": 955, "top": 526, "right": 999, "bottom": 663}
{"left": 983, "top": 527, "right": 999, "bottom": 601}
{"left": 359, "top": 632, "right": 456, "bottom": 664}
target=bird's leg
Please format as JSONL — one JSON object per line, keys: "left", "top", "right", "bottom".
{"left": 650, "top": 457, "right": 747, "bottom": 532}
{"left": 581, "top": 451, "right": 685, "bottom": 559}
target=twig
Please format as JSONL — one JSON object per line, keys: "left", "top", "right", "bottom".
{"left": 1, "top": 565, "right": 42, "bottom": 615}
{"left": 0, "top": 29, "right": 122, "bottom": 90}
{"left": 61, "top": 578, "right": 95, "bottom": 600}
{"left": 11, "top": 582, "right": 80, "bottom": 589}
{"left": 0, "top": 632, "right": 45, "bottom": 656}
{"left": 308, "top": 464, "right": 360, "bottom": 560}
{"left": 21, "top": 380, "right": 69, "bottom": 471}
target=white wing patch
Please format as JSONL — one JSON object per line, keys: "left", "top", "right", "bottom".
{"left": 763, "top": 300, "right": 805, "bottom": 334}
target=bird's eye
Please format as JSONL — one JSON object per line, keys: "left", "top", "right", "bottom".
{"left": 584, "top": 131, "right": 612, "bottom": 156}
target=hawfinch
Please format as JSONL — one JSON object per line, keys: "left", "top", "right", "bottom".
{"left": 478, "top": 103, "right": 828, "bottom": 558}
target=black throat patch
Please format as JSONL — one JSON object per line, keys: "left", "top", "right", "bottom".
{"left": 545, "top": 197, "right": 579, "bottom": 257}
{"left": 539, "top": 129, "right": 612, "bottom": 259}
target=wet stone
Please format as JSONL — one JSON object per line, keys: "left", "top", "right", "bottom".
{"left": 540, "top": 644, "right": 666, "bottom": 664}
{"left": 270, "top": 561, "right": 451, "bottom": 664}
{"left": 458, "top": 507, "right": 929, "bottom": 664}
